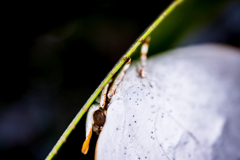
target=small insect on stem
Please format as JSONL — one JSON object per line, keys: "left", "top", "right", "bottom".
{"left": 82, "top": 38, "right": 150, "bottom": 155}
{"left": 138, "top": 37, "right": 151, "bottom": 78}
{"left": 81, "top": 58, "right": 131, "bottom": 155}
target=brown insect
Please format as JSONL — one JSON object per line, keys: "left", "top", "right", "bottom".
{"left": 81, "top": 38, "right": 150, "bottom": 155}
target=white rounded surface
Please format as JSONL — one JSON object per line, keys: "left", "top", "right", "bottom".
{"left": 96, "top": 44, "right": 240, "bottom": 160}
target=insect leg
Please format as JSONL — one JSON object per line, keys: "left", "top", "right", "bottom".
{"left": 138, "top": 37, "right": 150, "bottom": 78}
{"left": 107, "top": 58, "right": 131, "bottom": 100}
{"left": 100, "top": 79, "right": 112, "bottom": 109}
{"left": 81, "top": 104, "right": 99, "bottom": 154}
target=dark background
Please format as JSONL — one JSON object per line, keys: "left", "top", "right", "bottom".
{"left": 0, "top": 0, "right": 239, "bottom": 159}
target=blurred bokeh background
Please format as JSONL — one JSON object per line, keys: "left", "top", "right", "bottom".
{"left": 1, "top": 0, "right": 239, "bottom": 159}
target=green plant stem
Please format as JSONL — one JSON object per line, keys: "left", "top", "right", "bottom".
{"left": 45, "top": 1, "right": 183, "bottom": 159}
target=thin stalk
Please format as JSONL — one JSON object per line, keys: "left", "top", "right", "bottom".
{"left": 45, "top": 0, "right": 183, "bottom": 159}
